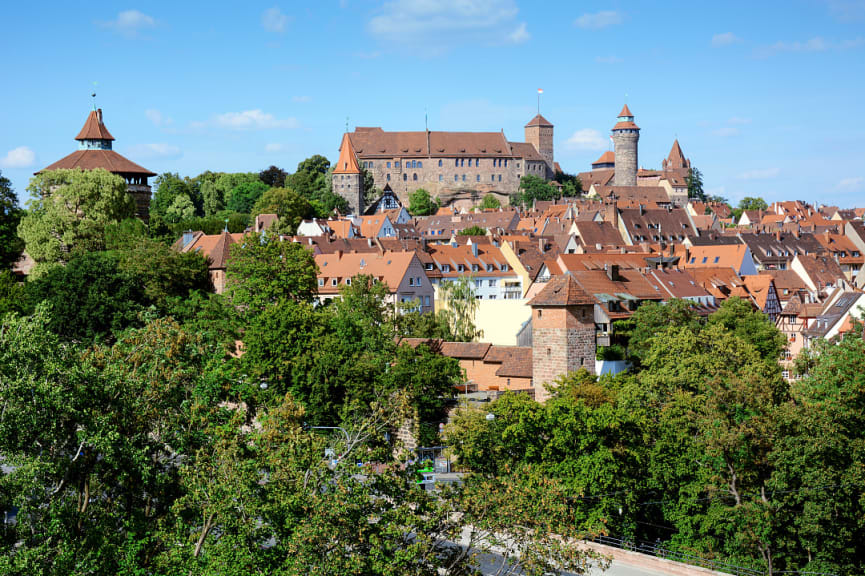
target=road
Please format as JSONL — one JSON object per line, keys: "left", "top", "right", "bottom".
{"left": 476, "top": 549, "right": 672, "bottom": 576}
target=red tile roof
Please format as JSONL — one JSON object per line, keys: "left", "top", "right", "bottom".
{"left": 38, "top": 150, "right": 156, "bottom": 176}
{"left": 525, "top": 114, "right": 553, "bottom": 127}
{"left": 75, "top": 109, "right": 115, "bottom": 141}
{"left": 619, "top": 104, "right": 633, "bottom": 117}
{"left": 495, "top": 347, "right": 533, "bottom": 378}
{"left": 593, "top": 150, "right": 615, "bottom": 165}
{"left": 528, "top": 274, "right": 595, "bottom": 306}
{"left": 333, "top": 132, "right": 361, "bottom": 174}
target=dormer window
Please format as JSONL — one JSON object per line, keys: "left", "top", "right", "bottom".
{"left": 471, "top": 264, "right": 479, "bottom": 272}
{"left": 442, "top": 264, "right": 450, "bottom": 272}
{"left": 502, "top": 264, "right": 509, "bottom": 271}
{"left": 457, "top": 264, "right": 465, "bottom": 272}
{"left": 486, "top": 264, "right": 494, "bottom": 272}
{"left": 318, "top": 278, "right": 324, "bottom": 286}
{"left": 345, "top": 278, "right": 352, "bottom": 286}
{"left": 331, "top": 278, "right": 338, "bottom": 286}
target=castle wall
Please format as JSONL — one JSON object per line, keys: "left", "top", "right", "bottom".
{"left": 530, "top": 306, "right": 596, "bottom": 402}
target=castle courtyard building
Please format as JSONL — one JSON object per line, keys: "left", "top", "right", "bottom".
{"left": 335, "top": 114, "right": 555, "bottom": 208}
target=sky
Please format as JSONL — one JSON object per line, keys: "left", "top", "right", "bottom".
{"left": 2, "top": 0, "right": 864, "bottom": 207}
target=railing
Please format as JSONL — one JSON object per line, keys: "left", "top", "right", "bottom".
{"left": 589, "top": 535, "right": 836, "bottom": 576}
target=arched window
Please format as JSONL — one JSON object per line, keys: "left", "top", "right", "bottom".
{"left": 438, "top": 159, "right": 443, "bottom": 167}
{"left": 403, "top": 173, "right": 407, "bottom": 181}
{"left": 454, "top": 175, "right": 459, "bottom": 182}
{"left": 462, "top": 174, "right": 466, "bottom": 181}
{"left": 455, "top": 159, "right": 459, "bottom": 167}
{"left": 386, "top": 174, "right": 391, "bottom": 181}
{"left": 476, "top": 175, "right": 480, "bottom": 182}
{"left": 460, "top": 159, "right": 465, "bottom": 167}
{"left": 417, "top": 161, "right": 422, "bottom": 168}
{"left": 504, "top": 159, "right": 508, "bottom": 167}
{"left": 413, "top": 173, "right": 418, "bottom": 181}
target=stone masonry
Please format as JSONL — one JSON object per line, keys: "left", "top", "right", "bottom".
{"left": 612, "top": 105, "right": 640, "bottom": 186}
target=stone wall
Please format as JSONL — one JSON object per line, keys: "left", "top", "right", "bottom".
{"left": 612, "top": 130, "right": 639, "bottom": 186}
{"left": 361, "top": 155, "right": 549, "bottom": 205}
{"left": 333, "top": 172, "right": 364, "bottom": 214}
{"left": 127, "top": 184, "right": 151, "bottom": 221}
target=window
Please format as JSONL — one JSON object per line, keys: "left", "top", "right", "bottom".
{"left": 409, "top": 277, "right": 415, "bottom": 286}
{"left": 461, "top": 158, "right": 465, "bottom": 167}
{"left": 386, "top": 174, "right": 391, "bottom": 181}
{"left": 318, "top": 278, "right": 324, "bottom": 286}
{"left": 455, "top": 159, "right": 459, "bottom": 167}
{"left": 369, "top": 161, "right": 374, "bottom": 169}
{"left": 713, "top": 256, "right": 720, "bottom": 263}
{"left": 439, "top": 174, "right": 443, "bottom": 182}
{"left": 387, "top": 161, "right": 391, "bottom": 168}
{"left": 782, "top": 370, "right": 790, "bottom": 379}
{"left": 486, "top": 264, "right": 493, "bottom": 272}
{"left": 331, "top": 278, "right": 338, "bottom": 286}
{"left": 489, "top": 279, "right": 497, "bottom": 286}
{"left": 418, "top": 161, "right": 422, "bottom": 168}
{"left": 491, "top": 174, "right": 495, "bottom": 181}
{"left": 455, "top": 175, "right": 459, "bottom": 182}
{"left": 472, "top": 264, "right": 479, "bottom": 272}
{"left": 504, "top": 159, "right": 508, "bottom": 167}
{"left": 476, "top": 175, "right": 480, "bottom": 182}
{"left": 502, "top": 264, "right": 508, "bottom": 271}
{"left": 425, "top": 295, "right": 430, "bottom": 306}
{"left": 489, "top": 295, "right": 496, "bottom": 299}
{"left": 442, "top": 264, "right": 450, "bottom": 272}
{"left": 403, "top": 173, "right": 408, "bottom": 181}
{"left": 475, "top": 280, "right": 482, "bottom": 288}
{"left": 689, "top": 257, "right": 696, "bottom": 264}
{"left": 701, "top": 257, "right": 708, "bottom": 264}
{"left": 413, "top": 173, "right": 418, "bottom": 181}
{"left": 438, "top": 159, "right": 443, "bottom": 167}
{"left": 458, "top": 264, "right": 465, "bottom": 272}
{"left": 462, "top": 175, "right": 466, "bottom": 181}
{"left": 395, "top": 161, "right": 400, "bottom": 168}
{"left": 345, "top": 278, "right": 351, "bottom": 286}
{"left": 498, "top": 175, "right": 502, "bottom": 182}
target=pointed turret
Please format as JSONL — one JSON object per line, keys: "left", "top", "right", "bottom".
{"left": 663, "top": 139, "right": 691, "bottom": 171}
{"left": 333, "top": 133, "right": 361, "bottom": 174}
{"left": 332, "top": 132, "right": 364, "bottom": 214}
{"left": 75, "top": 108, "right": 115, "bottom": 150}
{"left": 611, "top": 104, "right": 640, "bottom": 185}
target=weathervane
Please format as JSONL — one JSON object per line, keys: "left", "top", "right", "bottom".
{"left": 345, "top": 116, "right": 349, "bottom": 134}
{"left": 91, "top": 81, "right": 98, "bottom": 111}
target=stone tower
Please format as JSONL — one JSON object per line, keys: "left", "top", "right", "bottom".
{"left": 525, "top": 114, "right": 554, "bottom": 177}
{"left": 38, "top": 106, "right": 155, "bottom": 220}
{"left": 528, "top": 274, "right": 596, "bottom": 402}
{"left": 611, "top": 104, "right": 640, "bottom": 186}
{"left": 332, "top": 132, "right": 364, "bottom": 214}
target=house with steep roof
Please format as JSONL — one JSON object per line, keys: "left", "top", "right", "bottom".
{"left": 678, "top": 244, "right": 758, "bottom": 276}
{"left": 315, "top": 250, "right": 433, "bottom": 313}
{"left": 790, "top": 253, "right": 849, "bottom": 295}
{"left": 617, "top": 206, "right": 698, "bottom": 246}
{"left": 738, "top": 232, "right": 824, "bottom": 271}
{"left": 741, "top": 275, "right": 783, "bottom": 322}
{"left": 814, "top": 231, "right": 863, "bottom": 282}
{"left": 426, "top": 241, "right": 523, "bottom": 300}
{"left": 173, "top": 230, "right": 244, "bottom": 293}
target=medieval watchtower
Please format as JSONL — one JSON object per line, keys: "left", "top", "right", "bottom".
{"left": 528, "top": 274, "right": 596, "bottom": 402}
{"left": 332, "top": 132, "right": 364, "bottom": 215}
{"left": 611, "top": 104, "right": 639, "bottom": 186}
{"left": 524, "top": 114, "right": 554, "bottom": 177}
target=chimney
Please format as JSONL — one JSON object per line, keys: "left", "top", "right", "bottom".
{"left": 538, "top": 237, "right": 545, "bottom": 253}
{"left": 607, "top": 264, "right": 619, "bottom": 281}
{"left": 471, "top": 242, "right": 479, "bottom": 257}
{"left": 639, "top": 204, "right": 645, "bottom": 216}
{"left": 368, "top": 237, "right": 374, "bottom": 248}
{"left": 97, "top": 108, "right": 103, "bottom": 124}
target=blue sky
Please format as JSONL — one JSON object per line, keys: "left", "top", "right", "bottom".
{"left": 2, "top": 0, "right": 864, "bottom": 207}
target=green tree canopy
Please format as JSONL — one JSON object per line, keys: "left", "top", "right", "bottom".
{"left": 251, "top": 187, "right": 313, "bottom": 235}
{"left": 0, "top": 170, "right": 24, "bottom": 270}
{"left": 18, "top": 168, "right": 135, "bottom": 267}
{"left": 479, "top": 194, "right": 501, "bottom": 210}
{"left": 457, "top": 225, "right": 487, "bottom": 236}
{"left": 687, "top": 167, "right": 705, "bottom": 201}
{"left": 408, "top": 188, "right": 437, "bottom": 216}
{"left": 258, "top": 164, "right": 287, "bottom": 188}
{"left": 518, "top": 174, "right": 557, "bottom": 205}
{"left": 225, "top": 180, "right": 268, "bottom": 214}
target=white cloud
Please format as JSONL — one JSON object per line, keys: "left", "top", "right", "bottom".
{"left": 0, "top": 146, "right": 35, "bottom": 168}
{"left": 595, "top": 55, "right": 623, "bottom": 64}
{"left": 145, "top": 108, "right": 173, "bottom": 127}
{"left": 727, "top": 116, "right": 752, "bottom": 125}
{"left": 574, "top": 10, "right": 622, "bottom": 29}
{"left": 213, "top": 109, "right": 298, "bottom": 130}
{"left": 753, "top": 36, "right": 863, "bottom": 57}
{"left": 508, "top": 22, "right": 529, "bottom": 44}
{"left": 292, "top": 95, "right": 312, "bottom": 103}
{"left": 566, "top": 129, "right": 608, "bottom": 151}
{"left": 712, "top": 126, "right": 740, "bottom": 137}
{"left": 837, "top": 176, "right": 864, "bottom": 191}
{"left": 125, "top": 143, "right": 182, "bottom": 160}
{"left": 99, "top": 10, "right": 156, "bottom": 37}
{"left": 265, "top": 143, "right": 284, "bottom": 153}
{"left": 738, "top": 167, "right": 780, "bottom": 180}
{"left": 262, "top": 6, "right": 289, "bottom": 33}
{"left": 367, "top": 0, "right": 526, "bottom": 54}
{"left": 712, "top": 32, "right": 741, "bottom": 46}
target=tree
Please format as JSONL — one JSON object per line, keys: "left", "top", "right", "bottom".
{"left": 165, "top": 193, "right": 196, "bottom": 223}
{"left": 554, "top": 170, "right": 583, "bottom": 197}
{"left": 199, "top": 180, "right": 223, "bottom": 216}
{"left": 225, "top": 180, "right": 268, "bottom": 214}
{"left": 438, "top": 276, "right": 483, "bottom": 341}
{"left": 408, "top": 188, "right": 438, "bottom": 216}
{"left": 225, "top": 231, "right": 318, "bottom": 314}
{"left": 0, "top": 269, "right": 29, "bottom": 319}
{"left": 18, "top": 168, "right": 135, "bottom": 267}
{"left": 151, "top": 172, "right": 200, "bottom": 224}
{"left": 739, "top": 196, "right": 768, "bottom": 212}
{"left": 479, "top": 194, "right": 501, "bottom": 210}
{"left": 457, "top": 225, "right": 487, "bottom": 236}
{"left": 251, "top": 187, "right": 313, "bottom": 235}
{"left": 518, "top": 174, "right": 557, "bottom": 205}
{"left": 361, "top": 165, "right": 381, "bottom": 207}
{"left": 0, "top": 170, "right": 24, "bottom": 270}
{"left": 615, "top": 299, "right": 701, "bottom": 366}
{"left": 259, "top": 164, "right": 287, "bottom": 188}
{"left": 687, "top": 167, "right": 705, "bottom": 201}
{"left": 708, "top": 296, "right": 786, "bottom": 362}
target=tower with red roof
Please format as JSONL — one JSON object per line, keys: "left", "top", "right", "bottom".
{"left": 611, "top": 104, "right": 640, "bottom": 186}
{"left": 332, "top": 132, "right": 364, "bottom": 214}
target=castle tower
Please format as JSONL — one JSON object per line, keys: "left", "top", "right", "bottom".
{"left": 38, "top": 106, "right": 155, "bottom": 220}
{"left": 528, "top": 274, "right": 596, "bottom": 402}
{"left": 611, "top": 104, "right": 640, "bottom": 186}
{"left": 332, "top": 132, "right": 364, "bottom": 215}
{"left": 525, "top": 114, "right": 554, "bottom": 177}
{"left": 662, "top": 139, "right": 690, "bottom": 172}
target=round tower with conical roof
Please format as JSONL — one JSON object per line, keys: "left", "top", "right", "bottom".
{"left": 611, "top": 104, "right": 639, "bottom": 186}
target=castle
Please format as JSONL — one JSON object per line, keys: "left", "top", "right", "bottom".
{"left": 332, "top": 114, "right": 558, "bottom": 214}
